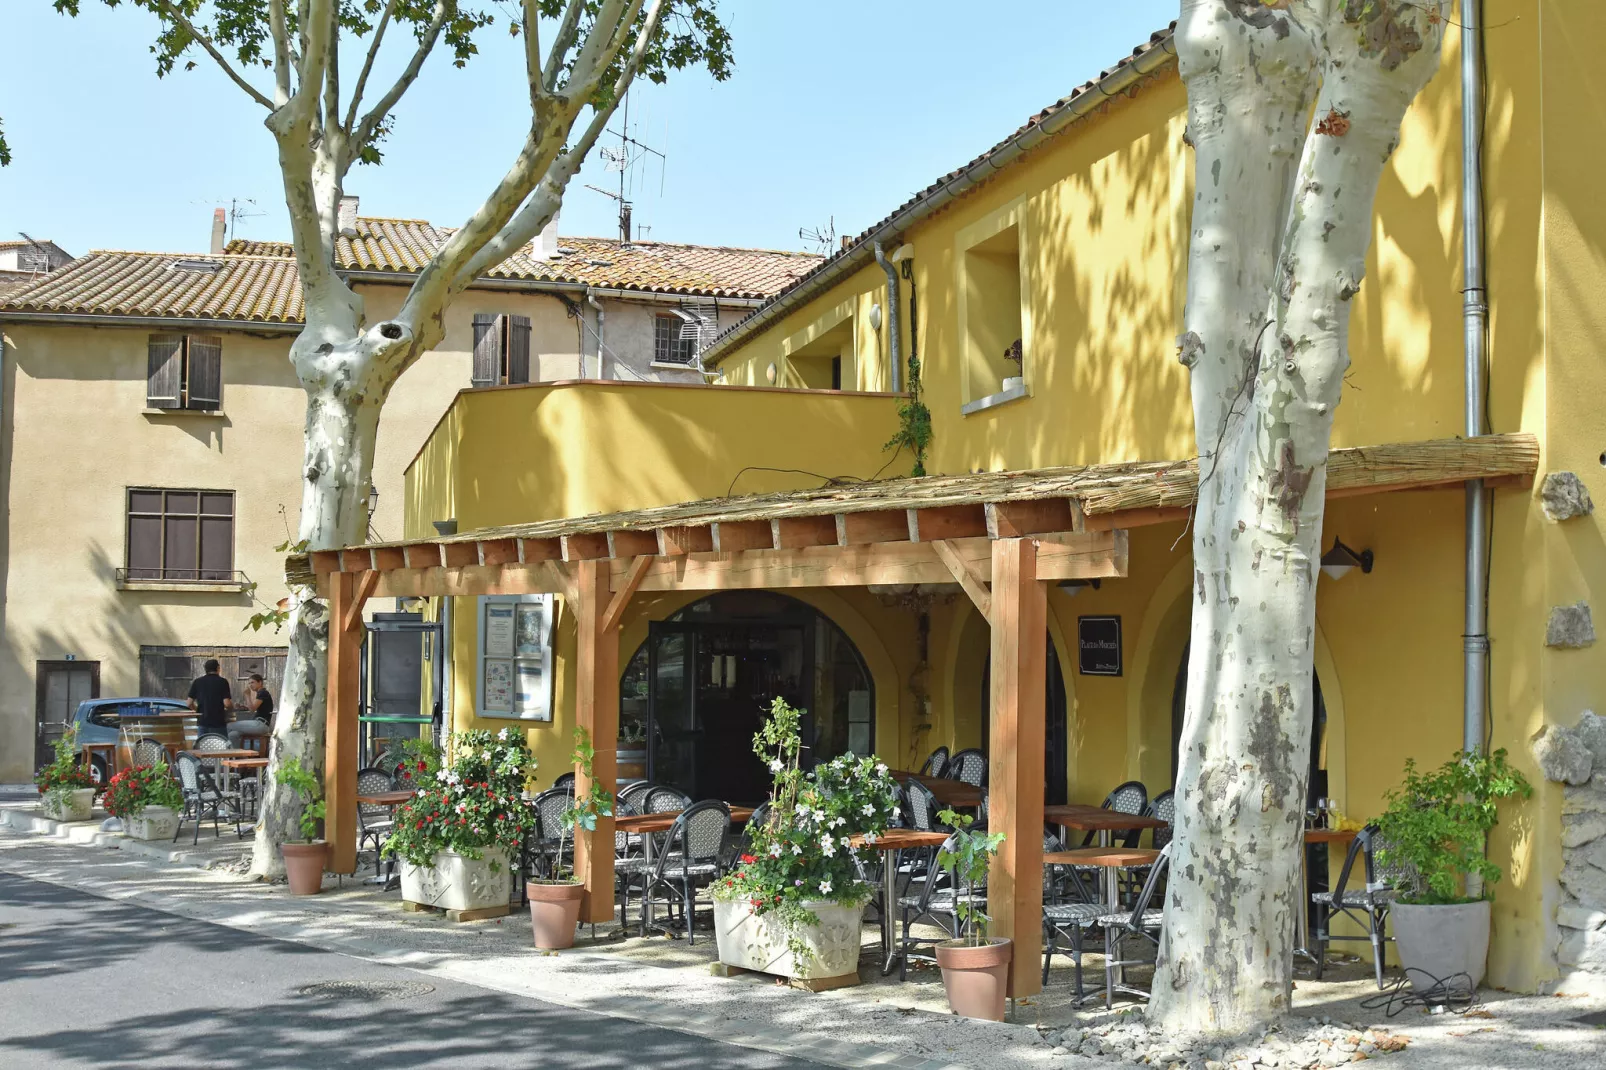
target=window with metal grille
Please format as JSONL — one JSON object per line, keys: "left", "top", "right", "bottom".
{"left": 126, "top": 488, "right": 235, "bottom": 582}
{"left": 653, "top": 314, "right": 698, "bottom": 365}
{"left": 146, "top": 334, "right": 223, "bottom": 410}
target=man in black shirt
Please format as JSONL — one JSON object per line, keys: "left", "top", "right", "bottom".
{"left": 229, "top": 673, "right": 274, "bottom": 747}
{"left": 187, "top": 659, "right": 233, "bottom": 738}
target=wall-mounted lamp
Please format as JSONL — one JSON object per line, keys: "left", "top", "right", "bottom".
{"left": 868, "top": 303, "right": 883, "bottom": 331}
{"left": 1320, "top": 538, "right": 1374, "bottom": 580}
{"left": 1057, "top": 578, "right": 1102, "bottom": 597}
{"left": 367, "top": 485, "right": 380, "bottom": 518}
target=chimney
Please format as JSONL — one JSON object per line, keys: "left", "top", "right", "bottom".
{"left": 210, "top": 209, "right": 226, "bottom": 254}
{"left": 840, "top": 235, "right": 852, "bottom": 252}
{"left": 535, "top": 211, "right": 560, "bottom": 261}
{"left": 337, "top": 195, "right": 359, "bottom": 236}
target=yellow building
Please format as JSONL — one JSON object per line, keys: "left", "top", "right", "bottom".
{"left": 361, "top": 7, "right": 1602, "bottom": 996}
{"left": 0, "top": 211, "right": 818, "bottom": 783}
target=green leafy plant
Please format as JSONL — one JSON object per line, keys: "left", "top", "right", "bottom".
{"left": 884, "top": 351, "right": 933, "bottom": 476}
{"left": 274, "top": 756, "right": 327, "bottom": 844}
{"left": 936, "top": 808, "right": 1006, "bottom": 945}
{"left": 1376, "top": 748, "right": 1532, "bottom": 905}
{"left": 102, "top": 762, "right": 184, "bottom": 818}
{"left": 384, "top": 728, "right": 536, "bottom": 870}
{"left": 544, "top": 727, "right": 616, "bottom": 884}
{"left": 713, "top": 697, "right": 901, "bottom": 963}
{"left": 35, "top": 723, "right": 94, "bottom": 810}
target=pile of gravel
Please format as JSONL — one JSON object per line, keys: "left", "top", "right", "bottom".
{"left": 1048, "top": 1015, "right": 1409, "bottom": 1068}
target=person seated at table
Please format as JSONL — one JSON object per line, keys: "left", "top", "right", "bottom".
{"left": 228, "top": 673, "right": 274, "bottom": 748}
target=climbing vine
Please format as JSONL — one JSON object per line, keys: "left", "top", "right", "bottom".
{"left": 884, "top": 352, "right": 932, "bottom": 477}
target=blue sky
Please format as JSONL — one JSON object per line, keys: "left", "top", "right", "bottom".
{"left": 0, "top": 2, "right": 1176, "bottom": 256}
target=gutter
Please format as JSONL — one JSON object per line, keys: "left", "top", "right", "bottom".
{"left": 338, "top": 269, "right": 768, "bottom": 308}
{"left": 587, "top": 288, "right": 605, "bottom": 379}
{"left": 1461, "top": 3, "right": 1490, "bottom": 766}
{"left": 700, "top": 30, "right": 1177, "bottom": 367}
{"left": 0, "top": 310, "right": 304, "bottom": 335}
{"left": 873, "top": 243, "right": 902, "bottom": 392}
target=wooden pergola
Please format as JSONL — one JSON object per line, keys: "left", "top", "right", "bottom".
{"left": 289, "top": 431, "right": 1535, "bottom": 996}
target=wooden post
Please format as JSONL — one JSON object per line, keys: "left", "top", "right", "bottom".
{"left": 324, "top": 570, "right": 365, "bottom": 874}
{"left": 987, "top": 537, "right": 1046, "bottom": 998}
{"left": 573, "top": 559, "right": 619, "bottom": 923}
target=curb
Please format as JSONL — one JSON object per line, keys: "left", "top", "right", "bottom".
{"left": 0, "top": 805, "right": 243, "bottom": 870}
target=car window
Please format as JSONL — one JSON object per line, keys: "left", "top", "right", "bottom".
{"left": 87, "top": 703, "right": 126, "bottom": 728}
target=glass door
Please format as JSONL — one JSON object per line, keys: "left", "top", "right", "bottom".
{"left": 646, "top": 623, "right": 694, "bottom": 794}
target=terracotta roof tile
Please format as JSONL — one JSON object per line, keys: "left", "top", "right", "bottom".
{"left": 0, "top": 251, "right": 303, "bottom": 324}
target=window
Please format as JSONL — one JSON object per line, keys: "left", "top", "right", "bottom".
{"left": 653, "top": 314, "right": 699, "bottom": 366}
{"left": 471, "top": 313, "right": 532, "bottom": 386}
{"left": 147, "top": 334, "right": 223, "bottom": 410}
{"left": 126, "top": 488, "right": 235, "bottom": 583}
{"left": 476, "top": 595, "right": 555, "bottom": 720}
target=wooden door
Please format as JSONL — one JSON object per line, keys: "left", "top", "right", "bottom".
{"left": 35, "top": 661, "right": 99, "bottom": 770}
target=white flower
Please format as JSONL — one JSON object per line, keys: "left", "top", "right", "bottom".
{"left": 768, "top": 759, "right": 783, "bottom": 773}
{"left": 435, "top": 770, "right": 449, "bottom": 782}
{"left": 865, "top": 831, "right": 879, "bottom": 844}
{"left": 415, "top": 789, "right": 427, "bottom": 797}
{"left": 497, "top": 728, "right": 510, "bottom": 741}
{"left": 832, "top": 816, "right": 846, "bottom": 828}
{"left": 768, "top": 843, "right": 783, "bottom": 858}
{"left": 791, "top": 844, "right": 802, "bottom": 855}
{"left": 862, "top": 804, "right": 875, "bottom": 816}
{"left": 820, "top": 838, "right": 836, "bottom": 858}
{"left": 839, "top": 836, "right": 851, "bottom": 847}
{"left": 818, "top": 880, "right": 832, "bottom": 894}
{"left": 875, "top": 763, "right": 888, "bottom": 775}
{"left": 455, "top": 803, "right": 466, "bottom": 814}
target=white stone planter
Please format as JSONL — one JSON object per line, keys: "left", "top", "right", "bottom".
{"left": 1393, "top": 899, "right": 1491, "bottom": 989}
{"left": 713, "top": 897, "right": 865, "bottom": 981}
{"left": 399, "top": 848, "right": 512, "bottom": 912}
{"left": 124, "top": 805, "right": 180, "bottom": 841}
{"left": 44, "top": 788, "right": 95, "bottom": 822}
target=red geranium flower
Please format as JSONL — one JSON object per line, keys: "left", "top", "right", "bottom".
{"left": 739, "top": 853, "right": 756, "bottom": 864}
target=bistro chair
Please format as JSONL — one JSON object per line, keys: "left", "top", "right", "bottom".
{"left": 901, "top": 779, "right": 943, "bottom": 832}
{"left": 944, "top": 748, "right": 988, "bottom": 788}
{"left": 612, "top": 796, "right": 653, "bottom": 924}
{"left": 1094, "top": 844, "right": 1173, "bottom": 1009}
{"left": 618, "top": 781, "right": 656, "bottom": 811}
{"left": 643, "top": 785, "right": 691, "bottom": 814}
{"left": 739, "top": 800, "right": 773, "bottom": 859}
{"left": 896, "top": 832, "right": 973, "bottom": 981}
{"left": 1042, "top": 899, "right": 1106, "bottom": 998}
{"left": 526, "top": 787, "right": 575, "bottom": 881}
{"left": 641, "top": 800, "right": 731, "bottom": 943}
{"left": 1312, "top": 825, "right": 1406, "bottom": 988}
{"left": 1147, "top": 790, "right": 1175, "bottom": 851}
{"left": 553, "top": 771, "right": 576, "bottom": 792}
{"left": 356, "top": 766, "right": 397, "bottom": 877}
{"left": 1083, "top": 781, "right": 1149, "bottom": 848}
{"left": 131, "top": 738, "right": 169, "bottom": 771}
{"left": 172, "top": 753, "right": 243, "bottom": 845}
{"left": 918, "top": 746, "right": 950, "bottom": 779}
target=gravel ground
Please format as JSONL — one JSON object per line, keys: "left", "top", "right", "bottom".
{"left": 2, "top": 806, "right": 1603, "bottom": 1070}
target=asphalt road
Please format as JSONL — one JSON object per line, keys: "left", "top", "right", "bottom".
{"left": 0, "top": 872, "right": 827, "bottom": 1069}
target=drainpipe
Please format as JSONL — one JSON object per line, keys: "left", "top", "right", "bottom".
{"left": 873, "top": 242, "right": 902, "bottom": 393}
{"left": 586, "top": 289, "right": 605, "bottom": 380}
{"left": 1461, "top": 0, "right": 1490, "bottom": 766}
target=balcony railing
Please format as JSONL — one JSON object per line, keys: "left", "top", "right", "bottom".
{"left": 116, "top": 568, "right": 251, "bottom": 587}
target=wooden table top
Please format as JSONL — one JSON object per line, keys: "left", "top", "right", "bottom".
{"left": 850, "top": 828, "right": 950, "bottom": 851}
{"left": 614, "top": 806, "right": 755, "bottom": 834}
{"left": 889, "top": 771, "right": 986, "bottom": 807}
{"left": 1305, "top": 827, "right": 1359, "bottom": 845}
{"left": 219, "top": 757, "right": 270, "bottom": 769}
{"left": 1045, "top": 804, "right": 1167, "bottom": 832}
{"left": 358, "top": 790, "right": 414, "bottom": 806}
{"left": 1044, "top": 847, "right": 1160, "bottom": 868}
{"left": 182, "top": 749, "right": 260, "bottom": 761}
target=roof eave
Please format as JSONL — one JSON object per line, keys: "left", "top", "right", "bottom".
{"left": 0, "top": 309, "right": 305, "bottom": 334}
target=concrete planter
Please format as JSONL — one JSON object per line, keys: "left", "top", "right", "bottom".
{"left": 400, "top": 848, "right": 512, "bottom": 912}
{"left": 713, "top": 898, "right": 864, "bottom": 981}
{"left": 1393, "top": 899, "right": 1491, "bottom": 989}
{"left": 124, "top": 805, "right": 180, "bottom": 841}
{"left": 44, "top": 788, "right": 95, "bottom": 823}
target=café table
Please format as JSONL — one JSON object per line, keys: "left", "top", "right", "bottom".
{"left": 220, "top": 757, "right": 271, "bottom": 820}
{"left": 1045, "top": 804, "right": 1166, "bottom": 851}
{"left": 887, "top": 770, "right": 986, "bottom": 809}
{"left": 1297, "top": 826, "right": 1358, "bottom": 963}
{"left": 183, "top": 748, "right": 261, "bottom": 799}
{"left": 851, "top": 828, "right": 951, "bottom": 974}
{"left": 356, "top": 789, "right": 418, "bottom": 887}
{"left": 616, "top": 805, "right": 755, "bottom": 935}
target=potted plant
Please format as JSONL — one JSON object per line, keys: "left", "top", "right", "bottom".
{"left": 617, "top": 719, "right": 648, "bottom": 781}
{"left": 713, "top": 697, "right": 901, "bottom": 983}
{"left": 275, "top": 756, "right": 328, "bottom": 895}
{"left": 528, "top": 727, "right": 614, "bottom": 949}
{"left": 102, "top": 762, "right": 184, "bottom": 840}
{"left": 35, "top": 724, "right": 96, "bottom": 822}
{"left": 385, "top": 728, "right": 535, "bottom": 914}
{"left": 1376, "top": 747, "right": 1532, "bottom": 989}
{"left": 933, "top": 807, "right": 1009, "bottom": 1020}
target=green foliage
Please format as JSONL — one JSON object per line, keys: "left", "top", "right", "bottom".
{"left": 546, "top": 726, "right": 615, "bottom": 883}
{"left": 35, "top": 723, "right": 95, "bottom": 809}
{"left": 884, "top": 352, "right": 932, "bottom": 477}
{"left": 1376, "top": 748, "right": 1532, "bottom": 905}
{"left": 714, "top": 697, "right": 901, "bottom": 964}
{"left": 0, "top": 118, "right": 11, "bottom": 167}
{"left": 936, "top": 808, "right": 1005, "bottom": 945}
{"left": 102, "top": 762, "right": 184, "bottom": 818}
{"left": 383, "top": 729, "right": 536, "bottom": 869}
{"left": 274, "top": 755, "right": 327, "bottom": 843}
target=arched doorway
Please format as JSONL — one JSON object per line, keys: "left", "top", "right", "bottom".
{"left": 619, "top": 592, "right": 874, "bottom": 804}
{"left": 979, "top": 638, "right": 1071, "bottom": 806}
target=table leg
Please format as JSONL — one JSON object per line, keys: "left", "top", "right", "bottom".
{"left": 640, "top": 831, "right": 656, "bottom": 937}
{"left": 1295, "top": 841, "right": 1314, "bottom": 963}
{"left": 880, "top": 847, "right": 898, "bottom": 975}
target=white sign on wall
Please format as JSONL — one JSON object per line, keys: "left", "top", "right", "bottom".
{"left": 478, "top": 594, "right": 556, "bottom": 721}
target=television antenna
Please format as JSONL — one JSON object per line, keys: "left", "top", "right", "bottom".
{"left": 191, "top": 197, "right": 266, "bottom": 243}
{"left": 799, "top": 216, "right": 837, "bottom": 256}
{"left": 585, "top": 90, "right": 665, "bottom": 244}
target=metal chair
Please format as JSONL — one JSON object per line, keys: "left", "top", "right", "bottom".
{"left": 642, "top": 800, "right": 731, "bottom": 943}
{"left": 643, "top": 785, "right": 691, "bottom": 814}
{"left": 919, "top": 746, "right": 950, "bottom": 779}
{"left": 1148, "top": 790, "right": 1175, "bottom": 850}
{"left": 618, "top": 781, "right": 656, "bottom": 812}
{"left": 553, "top": 771, "right": 576, "bottom": 791}
{"left": 1042, "top": 900, "right": 1107, "bottom": 998}
{"left": 1083, "top": 780, "right": 1149, "bottom": 848}
{"left": 1312, "top": 825, "right": 1405, "bottom": 988}
{"left": 527, "top": 787, "right": 575, "bottom": 881}
{"left": 356, "top": 767, "right": 396, "bottom": 876}
{"left": 131, "top": 739, "right": 169, "bottom": 770}
{"left": 612, "top": 796, "right": 652, "bottom": 922}
{"left": 896, "top": 832, "right": 974, "bottom": 981}
{"left": 901, "top": 779, "right": 943, "bottom": 832}
{"left": 944, "top": 748, "right": 988, "bottom": 787}
{"left": 172, "top": 753, "right": 243, "bottom": 844}
{"left": 1094, "top": 844, "right": 1173, "bottom": 1009}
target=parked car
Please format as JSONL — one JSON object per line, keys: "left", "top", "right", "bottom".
{"left": 69, "top": 697, "right": 188, "bottom": 784}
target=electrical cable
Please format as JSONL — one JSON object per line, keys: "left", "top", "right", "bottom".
{"left": 1358, "top": 968, "right": 1482, "bottom": 1018}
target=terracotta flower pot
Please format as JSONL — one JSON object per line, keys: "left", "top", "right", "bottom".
{"left": 528, "top": 880, "right": 585, "bottom": 949}
{"left": 936, "top": 937, "right": 1012, "bottom": 1021}
{"left": 281, "top": 841, "right": 328, "bottom": 895}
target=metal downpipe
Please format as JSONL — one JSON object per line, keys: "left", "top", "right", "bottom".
{"left": 1462, "top": 0, "right": 1490, "bottom": 762}
{"left": 874, "top": 242, "right": 902, "bottom": 393}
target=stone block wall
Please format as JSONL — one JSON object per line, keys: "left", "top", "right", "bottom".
{"left": 1534, "top": 711, "right": 1606, "bottom": 979}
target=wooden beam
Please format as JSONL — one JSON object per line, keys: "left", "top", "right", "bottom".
{"left": 772, "top": 516, "right": 837, "bottom": 549}
{"left": 402, "top": 543, "right": 443, "bottom": 569}
{"left": 338, "top": 548, "right": 373, "bottom": 572}
{"left": 310, "top": 550, "right": 343, "bottom": 575}
{"left": 602, "top": 556, "right": 652, "bottom": 633}
{"left": 1084, "top": 505, "right": 1190, "bottom": 532}
{"left": 479, "top": 538, "right": 520, "bottom": 566}
{"left": 931, "top": 540, "right": 991, "bottom": 622}
{"left": 986, "top": 499, "right": 1080, "bottom": 538}
{"left": 518, "top": 537, "right": 562, "bottom": 562}
{"left": 371, "top": 546, "right": 407, "bottom": 572}
{"left": 657, "top": 524, "right": 714, "bottom": 555}
{"left": 712, "top": 520, "right": 774, "bottom": 552}
{"left": 572, "top": 560, "right": 618, "bottom": 924}
{"left": 607, "top": 530, "right": 660, "bottom": 559}
{"left": 908, "top": 504, "right": 989, "bottom": 541}
{"left": 836, "top": 510, "right": 912, "bottom": 545}
{"left": 562, "top": 532, "right": 611, "bottom": 561}
{"left": 342, "top": 570, "right": 380, "bottom": 635}
{"left": 441, "top": 542, "right": 478, "bottom": 568}
{"left": 324, "top": 571, "right": 363, "bottom": 875}
{"left": 987, "top": 537, "right": 1046, "bottom": 999}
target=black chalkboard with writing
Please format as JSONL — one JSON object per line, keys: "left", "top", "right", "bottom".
{"left": 1077, "top": 616, "right": 1122, "bottom": 676}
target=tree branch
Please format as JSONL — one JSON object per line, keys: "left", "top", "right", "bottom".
{"left": 351, "top": 1, "right": 450, "bottom": 163}
{"left": 346, "top": 0, "right": 400, "bottom": 133}
{"left": 522, "top": 0, "right": 545, "bottom": 105}
{"left": 268, "top": 0, "right": 293, "bottom": 106}
{"left": 544, "top": 0, "right": 588, "bottom": 92}
{"left": 151, "top": 0, "right": 274, "bottom": 110}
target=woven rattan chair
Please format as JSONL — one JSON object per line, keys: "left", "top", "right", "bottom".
{"left": 919, "top": 746, "right": 950, "bottom": 779}
{"left": 552, "top": 771, "right": 576, "bottom": 792}
{"left": 1148, "top": 790, "right": 1175, "bottom": 850}
{"left": 944, "top": 748, "right": 988, "bottom": 787}
{"left": 896, "top": 832, "right": 974, "bottom": 981}
{"left": 172, "top": 753, "right": 242, "bottom": 844}
{"left": 356, "top": 767, "right": 397, "bottom": 876}
{"left": 131, "top": 739, "right": 169, "bottom": 770}
{"left": 643, "top": 785, "right": 691, "bottom": 814}
{"left": 642, "top": 800, "right": 730, "bottom": 943}
{"left": 1093, "top": 844, "right": 1172, "bottom": 1009}
{"left": 902, "top": 779, "right": 943, "bottom": 832}
{"left": 527, "top": 787, "right": 574, "bottom": 881}
{"left": 1312, "top": 825, "right": 1407, "bottom": 988}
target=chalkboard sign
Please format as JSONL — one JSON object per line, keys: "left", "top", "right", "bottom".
{"left": 1077, "top": 616, "right": 1122, "bottom": 676}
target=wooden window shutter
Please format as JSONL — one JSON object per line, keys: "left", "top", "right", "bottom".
{"left": 471, "top": 314, "right": 501, "bottom": 387}
{"left": 186, "top": 335, "right": 223, "bottom": 410}
{"left": 507, "top": 315, "right": 532, "bottom": 384}
{"left": 146, "top": 334, "right": 183, "bottom": 408}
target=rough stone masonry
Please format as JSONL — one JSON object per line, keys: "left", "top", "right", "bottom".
{"left": 1533, "top": 711, "right": 1606, "bottom": 980}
